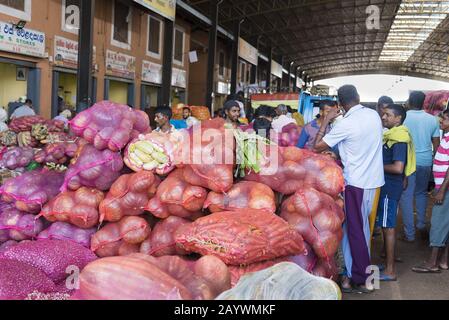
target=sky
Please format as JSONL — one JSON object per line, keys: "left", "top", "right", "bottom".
{"left": 315, "top": 74, "right": 449, "bottom": 103}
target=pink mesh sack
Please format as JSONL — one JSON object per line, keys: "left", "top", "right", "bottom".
{"left": 70, "top": 101, "right": 151, "bottom": 152}
{"left": 0, "top": 169, "right": 65, "bottom": 214}
{"left": 62, "top": 144, "right": 123, "bottom": 192}
{"left": 38, "top": 222, "right": 96, "bottom": 248}
{"left": 0, "top": 208, "right": 45, "bottom": 242}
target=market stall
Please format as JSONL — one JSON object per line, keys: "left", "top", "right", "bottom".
{"left": 0, "top": 100, "right": 344, "bottom": 300}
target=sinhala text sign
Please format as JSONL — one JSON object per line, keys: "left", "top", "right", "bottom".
{"left": 0, "top": 21, "right": 45, "bottom": 58}
{"left": 106, "top": 50, "right": 136, "bottom": 79}
{"left": 54, "top": 36, "right": 96, "bottom": 69}
{"left": 142, "top": 60, "right": 162, "bottom": 84}
{"left": 133, "top": 0, "right": 176, "bottom": 21}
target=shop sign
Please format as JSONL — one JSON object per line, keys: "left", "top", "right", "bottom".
{"left": 133, "top": 0, "right": 176, "bottom": 21}
{"left": 142, "top": 60, "right": 162, "bottom": 84}
{"left": 0, "top": 21, "right": 45, "bottom": 58}
{"left": 238, "top": 38, "right": 258, "bottom": 66}
{"left": 271, "top": 60, "right": 283, "bottom": 79}
{"left": 172, "top": 67, "right": 187, "bottom": 88}
{"left": 54, "top": 36, "right": 96, "bottom": 69}
{"left": 106, "top": 50, "right": 136, "bottom": 79}
{"left": 217, "top": 81, "right": 230, "bottom": 95}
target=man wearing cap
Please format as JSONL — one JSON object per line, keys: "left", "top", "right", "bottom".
{"left": 271, "top": 104, "right": 297, "bottom": 133}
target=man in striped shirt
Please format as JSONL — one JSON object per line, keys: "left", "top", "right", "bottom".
{"left": 412, "top": 109, "right": 449, "bottom": 273}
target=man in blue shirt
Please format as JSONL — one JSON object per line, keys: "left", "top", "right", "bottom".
{"left": 400, "top": 91, "right": 441, "bottom": 242}
{"left": 376, "top": 104, "right": 415, "bottom": 282}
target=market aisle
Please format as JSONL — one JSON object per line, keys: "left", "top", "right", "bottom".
{"left": 344, "top": 204, "right": 449, "bottom": 300}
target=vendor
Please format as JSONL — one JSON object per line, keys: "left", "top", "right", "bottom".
{"left": 154, "top": 106, "right": 176, "bottom": 134}
{"left": 271, "top": 104, "right": 297, "bottom": 133}
{"left": 183, "top": 107, "right": 200, "bottom": 128}
{"left": 297, "top": 100, "right": 337, "bottom": 150}
{"left": 11, "top": 99, "right": 36, "bottom": 119}
{"left": 223, "top": 100, "right": 242, "bottom": 129}
{"left": 53, "top": 109, "right": 72, "bottom": 129}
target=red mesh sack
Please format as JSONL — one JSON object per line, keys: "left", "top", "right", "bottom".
{"left": 178, "top": 118, "right": 234, "bottom": 193}
{"left": 140, "top": 216, "right": 191, "bottom": 257}
{"left": 70, "top": 101, "right": 151, "bottom": 152}
{"left": 0, "top": 169, "right": 65, "bottom": 214}
{"left": 76, "top": 255, "right": 192, "bottom": 300}
{"left": 99, "top": 171, "right": 160, "bottom": 223}
{"left": 39, "top": 187, "right": 104, "bottom": 229}
{"left": 228, "top": 258, "right": 289, "bottom": 287}
{"left": 34, "top": 142, "right": 78, "bottom": 165}
{"left": 190, "top": 106, "right": 211, "bottom": 121}
{"left": 130, "top": 254, "right": 216, "bottom": 300}
{"left": 245, "top": 146, "right": 344, "bottom": 197}
{"left": 146, "top": 169, "right": 207, "bottom": 220}
{"left": 280, "top": 187, "right": 344, "bottom": 261}
{"left": 9, "top": 116, "right": 47, "bottom": 133}
{"left": 204, "top": 181, "right": 276, "bottom": 213}
{"left": 62, "top": 144, "right": 124, "bottom": 192}
{"left": 124, "top": 132, "right": 183, "bottom": 176}
{"left": 90, "top": 216, "right": 151, "bottom": 257}
{"left": 175, "top": 209, "right": 307, "bottom": 265}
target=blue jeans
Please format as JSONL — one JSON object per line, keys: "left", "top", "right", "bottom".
{"left": 399, "top": 166, "right": 432, "bottom": 240}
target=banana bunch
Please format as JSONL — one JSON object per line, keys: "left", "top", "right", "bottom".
{"left": 31, "top": 123, "right": 49, "bottom": 142}
{"left": 128, "top": 140, "right": 170, "bottom": 171}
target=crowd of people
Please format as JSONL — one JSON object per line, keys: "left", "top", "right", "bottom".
{"left": 156, "top": 85, "right": 449, "bottom": 294}
{"left": 311, "top": 85, "right": 448, "bottom": 293}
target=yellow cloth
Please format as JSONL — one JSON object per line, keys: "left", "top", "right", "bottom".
{"left": 292, "top": 113, "right": 305, "bottom": 127}
{"left": 383, "top": 125, "right": 417, "bottom": 177}
{"left": 369, "top": 188, "right": 381, "bottom": 251}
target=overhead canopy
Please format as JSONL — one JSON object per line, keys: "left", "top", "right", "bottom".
{"left": 184, "top": 0, "right": 449, "bottom": 82}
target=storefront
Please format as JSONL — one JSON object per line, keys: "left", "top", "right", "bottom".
{"left": 0, "top": 21, "right": 45, "bottom": 117}
{"left": 104, "top": 50, "right": 136, "bottom": 107}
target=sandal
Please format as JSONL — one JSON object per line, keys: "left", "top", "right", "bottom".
{"left": 412, "top": 265, "right": 441, "bottom": 274}
{"left": 379, "top": 273, "right": 397, "bottom": 282}
{"left": 439, "top": 264, "right": 449, "bottom": 271}
{"left": 352, "top": 285, "right": 375, "bottom": 294}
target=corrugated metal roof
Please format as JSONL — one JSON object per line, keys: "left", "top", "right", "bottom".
{"left": 184, "top": 0, "right": 449, "bottom": 81}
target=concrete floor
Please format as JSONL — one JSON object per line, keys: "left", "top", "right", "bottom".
{"left": 344, "top": 201, "right": 449, "bottom": 300}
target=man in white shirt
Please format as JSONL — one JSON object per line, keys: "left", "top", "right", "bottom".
{"left": 314, "top": 85, "right": 385, "bottom": 293}
{"left": 271, "top": 104, "right": 297, "bottom": 133}
{"left": 182, "top": 107, "right": 200, "bottom": 128}
{"left": 11, "top": 99, "right": 36, "bottom": 119}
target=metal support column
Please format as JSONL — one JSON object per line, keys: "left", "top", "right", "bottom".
{"left": 161, "top": 19, "right": 174, "bottom": 107}
{"left": 250, "top": 36, "right": 261, "bottom": 85}
{"left": 76, "top": 0, "right": 95, "bottom": 112}
{"left": 288, "top": 62, "right": 296, "bottom": 92}
{"left": 230, "top": 20, "right": 241, "bottom": 96}
{"left": 205, "top": 0, "right": 220, "bottom": 110}
{"left": 266, "top": 47, "right": 272, "bottom": 92}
